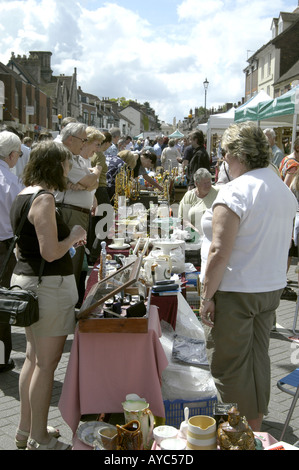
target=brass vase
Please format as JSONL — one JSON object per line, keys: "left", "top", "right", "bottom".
{"left": 116, "top": 420, "right": 143, "bottom": 450}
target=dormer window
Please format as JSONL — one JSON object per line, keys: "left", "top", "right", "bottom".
{"left": 271, "top": 18, "right": 278, "bottom": 38}
{"left": 278, "top": 18, "right": 283, "bottom": 34}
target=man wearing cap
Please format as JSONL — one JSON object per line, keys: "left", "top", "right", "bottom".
{"left": 0, "top": 131, "right": 24, "bottom": 372}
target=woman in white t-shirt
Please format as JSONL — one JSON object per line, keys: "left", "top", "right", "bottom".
{"left": 199, "top": 121, "right": 297, "bottom": 433}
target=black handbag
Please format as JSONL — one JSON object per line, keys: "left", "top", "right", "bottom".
{"left": 0, "top": 191, "right": 45, "bottom": 327}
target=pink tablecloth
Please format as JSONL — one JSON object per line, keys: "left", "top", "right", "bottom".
{"left": 58, "top": 306, "right": 168, "bottom": 437}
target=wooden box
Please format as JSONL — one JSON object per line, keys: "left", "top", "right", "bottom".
{"left": 78, "top": 311, "right": 149, "bottom": 334}
{"left": 77, "top": 256, "right": 149, "bottom": 334}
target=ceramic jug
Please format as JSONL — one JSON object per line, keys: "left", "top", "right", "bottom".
{"left": 122, "top": 395, "right": 155, "bottom": 449}
{"left": 186, "top": 415, "right": 217, "bottom": 450}
{"left": 143, "top": 255, "right": 171, "bottom": 284}
{"left": 116, "top": 420, "right": 143, "bottom": 450}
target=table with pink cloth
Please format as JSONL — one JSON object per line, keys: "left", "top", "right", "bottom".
{"left": 58, "top": 305, "right": 168, "bottom": 443}
{"left": 151, "top": 432, "right": 278, "bottom": 450}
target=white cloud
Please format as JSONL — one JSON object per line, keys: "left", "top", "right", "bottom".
{"left": 0, "top": 0, "right": 297, "bottom": 123}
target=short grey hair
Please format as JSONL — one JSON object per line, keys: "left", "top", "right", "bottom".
{"left": 60, "top": 123, "right": 87, "bottom": 142}
{"left": 0, "top": 131, "right": 21, "bottom": 160}
{"left": 109, "top": 127, "right": 121, "bottom": 138}
{"left": 61, "top": 116, "right": 77, "bottom": 128}
{"left": 263, "top": 128, "right": 275, "bottom": 138}
{"left": 193, "top": 167, "right": 212, "bottom": 184}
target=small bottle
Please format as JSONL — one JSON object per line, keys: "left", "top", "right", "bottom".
{"left": 98, "top": 241, "right": 107, "bottom": 281}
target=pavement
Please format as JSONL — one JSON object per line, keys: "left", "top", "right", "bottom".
{"left": 1, "top": 262, "right": 299, "bottom": 450}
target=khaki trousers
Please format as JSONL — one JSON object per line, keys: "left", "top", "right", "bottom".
{"left": 205, "top": 289, "right": 283, "bottom": 420}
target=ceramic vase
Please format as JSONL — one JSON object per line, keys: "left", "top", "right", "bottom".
{"left": 116, "top": 420, "right": 143, "bottom": 451}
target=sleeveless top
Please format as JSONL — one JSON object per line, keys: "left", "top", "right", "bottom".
{"left": 10, "top": 190, "right": 73, "bottom": 277}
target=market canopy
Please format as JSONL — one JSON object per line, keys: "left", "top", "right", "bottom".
{"left": 235, "top": 86, "right": 299, "bottom": 147}
{"left": 197, "top": 123, "right": 207, "bottom": 134}
{"left": 168, "top": 129, "right": 185, "bottom": 138}
{"left": 234, "top": 90, "right": 272, "bottom": 123}
{"left": 206, "top": 107, "right": 236, "bottom": 154}
{"left": 134, "top": 132, "right": 144, "bottom": 140}
{"left": 257, "top": 85, "right": 299, "bottom": 123}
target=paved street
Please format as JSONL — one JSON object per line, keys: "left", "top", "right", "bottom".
{"left": 1, "top": 263, "right": 299, "bottom": 450}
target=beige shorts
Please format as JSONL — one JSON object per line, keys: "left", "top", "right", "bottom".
{"left": 11, "top": 274, "right": 78, "bottom": 337}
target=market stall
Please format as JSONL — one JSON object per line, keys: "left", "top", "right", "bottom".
{"left": 235, "top": 86, "right": 299, "bottom": 148}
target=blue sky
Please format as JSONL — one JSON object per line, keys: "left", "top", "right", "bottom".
{"left": 0, "top": 0, "right": 297, "bottom": 123}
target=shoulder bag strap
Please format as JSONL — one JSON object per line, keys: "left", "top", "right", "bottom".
{"left": 0, "top": 190, "right": 46, "bottom": 284}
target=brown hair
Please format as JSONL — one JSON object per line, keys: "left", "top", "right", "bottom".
{"left": 22, "top": 141, "right": 72, "bottom": 192}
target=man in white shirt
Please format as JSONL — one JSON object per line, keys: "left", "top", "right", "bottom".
{"left": 55, "top": 123, "right": 101, "bottom": 290}
{"left": 0, "top": 131, "right": 24, "bottom": 373}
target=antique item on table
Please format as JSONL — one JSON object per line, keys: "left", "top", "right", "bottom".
{"left": 143, "top": 254, "right": 172, "bottom": 284}
{"left": 98, "top": 241, "right": 107, "bottom": 281}
{"left": 114, "top": 165, "right": 140, "bottom": 210}
{"left": 96, "top": 426, "right": 118, "bottom": 450}
{"left": 77, "top": 240, "right": 150, "bottom": 332}
{"left": 122, "top": 394, "right": 155, "bottom": 449}
{"left": 116, "top": 420, "right": 143, "bottom": 450}
{"left": 160, "top": 438, "right": 186, "bottom": 450}
{"left": 213, "top": 403, "right": 238, "bottom": 427}
{"left": 179, "top": 407, "right": 189, "bottom": 439}
{"left": 186, "top": 415, "right": 217, "bottom": 450}
{"left": 151, "top": 238, "right": 185, "bottom": 274}
{"left": 217, "top": 406, "right": 255, "bottom": 450}
{"left": 76, "top": 421, "right": 117, "bottom": 449}
{"left": 126, "top": 301, "right": 147, "bottom": 318}
{"left": 153, "top": 425, "right": 178, "bottom": 446}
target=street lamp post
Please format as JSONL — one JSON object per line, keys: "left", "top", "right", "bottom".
{"left": 58, "top": 114, "right": 62, "bottom": 133}
{"left": 203, "top": 78, "right": 209, "bottom": 119}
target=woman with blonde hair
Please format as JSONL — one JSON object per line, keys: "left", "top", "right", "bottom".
{"left": 118, "top": 149, "right": 138, "bottom": 169}
{"left": 199, "top": 122, "right": 297, "bottom": 432}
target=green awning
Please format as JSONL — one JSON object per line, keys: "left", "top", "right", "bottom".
{"left": 234, "top": 86, "right": 299, "bottom": 125}
{"left": 258, "top": 86, "right": 299, "bottom": 122}
{"left": 169, "top": 129, "right": 185, "bottom": 138}
{"left": 234, "top": 90, "right": 272, "bottom": 123}
{"left": 234, "top": 86, "right": 299, "bottom": 147}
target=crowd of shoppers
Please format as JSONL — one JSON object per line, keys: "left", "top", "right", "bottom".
{"left": 1, "top": 118, "right": 298, "bottom": 449}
